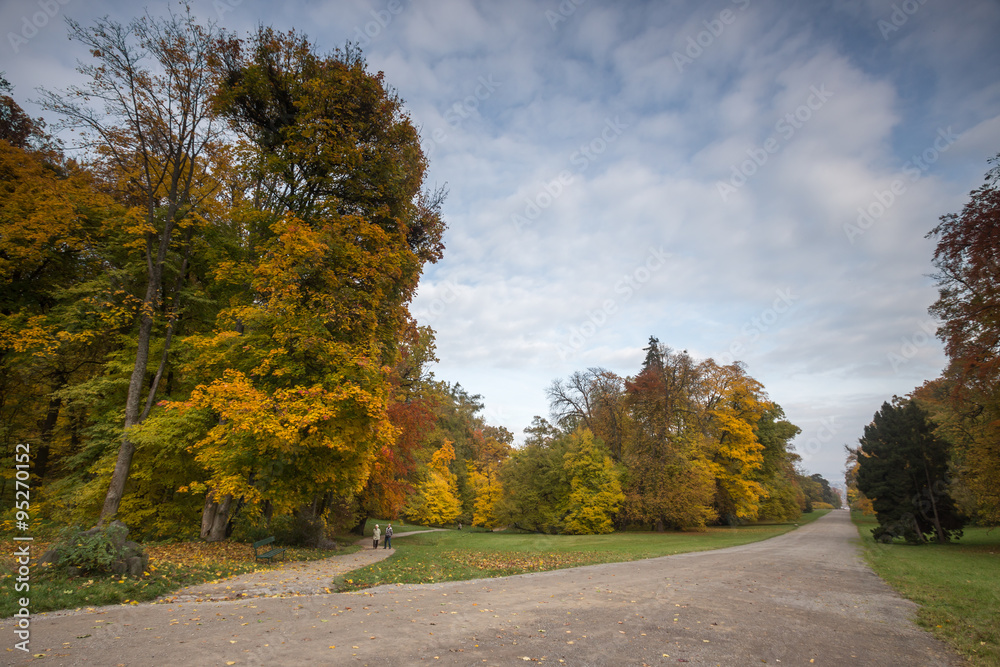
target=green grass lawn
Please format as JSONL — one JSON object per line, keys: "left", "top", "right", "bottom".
{"left": 335, "top": 510, "right": 830, "bottom": 591}
{"left": 853, "top": 512, "right": 1000, "bottom": 665}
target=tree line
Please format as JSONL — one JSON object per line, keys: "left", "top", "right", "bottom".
{"left": 0, "top": 9, "right": 837, "bottom": 544}
{"left": 847, "top": 154, "right": 1000, "bottom": 543}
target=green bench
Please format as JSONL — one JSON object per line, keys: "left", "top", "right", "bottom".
{"left": 252, "top": 536, "right": 286, "bottom": 562}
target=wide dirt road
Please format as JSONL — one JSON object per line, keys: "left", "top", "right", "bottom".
{"left": 3, "top": 511, "right": 961, "bottom": 666}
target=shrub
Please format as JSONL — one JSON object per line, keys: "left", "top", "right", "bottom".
{"left": 48, "top": 523, "right": 127, "bottom": 573}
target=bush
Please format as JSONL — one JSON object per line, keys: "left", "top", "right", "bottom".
{"left": 229, "top": 507, "right": 273, "bottom": 544}
{"left": 52, "top": 523, "right": 127, "bottom": 572}
{"left": 271, "top": 509, "right": 325, "bottom": 547}
{"left": 41, "top": 521, "right": 148, "bottom": 576}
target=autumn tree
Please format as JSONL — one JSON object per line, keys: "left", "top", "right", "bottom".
{"left": 419, "top": 383, "right": 497, "bottom": 522}
{"left": 695, "top": 359, "right": 769, "bottom": 523}
{"left": 845, "top": 445, "right": 875, "bottom": 514}
{"left": 560, "top": 429, "right": 625, "bottom": 534}
{"left": 347, "top": 325, "right": 440, "bottom": 533}
{"left": 548, "top": 368, "right": 628, "bottom": 460}
{"left": 38, "top": 9, "right": 227, "bottom": 523}
{"left": 0, "top": 88, "right": 119, "bottom": 507}
{"left": 465, "top": 425, "right": 512, "bottom": 530}
{"left": 404, "top": 440, "right": 462, "bottom": 526}
{"left": 622, "top": 340, "right": 716, "bottom": 530}
{"left": 0, "top": 73, "right": 49, "bottom": 149}
{"left": 171, "top": 28, "right": 446, "bottom": 539}
{"left": 925, "top": 155, "right": 1000, "bottom": 524}
{"left": 855, "top": 398, "right": 964, "bottom": 544}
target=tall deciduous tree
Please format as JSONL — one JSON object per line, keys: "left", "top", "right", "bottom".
{"left": 39, "top": 9, "right": 227, "bottom": 522}
{"left": 926, "top": 155, "right": 1000, "bottom": 524}
{"left": 0, "top": 90, "right": 118, "bottom": 502}
{"left": 404, "top": 440, "right": 462, "bottom": 526}
{"left": 495, "top": 417, "right": 569, "bottom": 533}
{"left": 752, "top": 406, "right": 803, "bottom": 521}
{"left": 560, "top": 429, "right": 624, "bottom": 534}
{"left": 696, "top": 359, "right": 769, "bottom": 522}
{"left": 173, "top": 29, "right": 446, "bottom": 538}
{"left": 548, "top": 368, "right": 628, "bottom": 460}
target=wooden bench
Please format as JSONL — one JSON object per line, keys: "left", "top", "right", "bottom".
{"left": 252, "top": 536, "right": 286, "bottom": 562}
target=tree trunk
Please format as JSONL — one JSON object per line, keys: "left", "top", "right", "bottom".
{"left": 99, "top": 305, "right": 157, "bottom": 523}
{"left": 201, "top": 489, "right": 234, "bottom": 542}
{"left": 100, "top": 216, "right": 176, "bottom": 523}
{"left": 923, "top": 462, "right": 948, "bottom": 543}
{"left": 350, "top": 512, "right": 368, "bottom": 536}
{"left": 34, "top": 394, "right": 62, "bottom": 481}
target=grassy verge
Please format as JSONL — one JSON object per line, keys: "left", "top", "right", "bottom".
{"left": 0, "top": 538, "right": 356, "bottom": 618}
{"left": 335, "top": 510, "right": 830, "bottom": 591}
{"left": 852, "top": 511, "right": 1000, "bottom": 665}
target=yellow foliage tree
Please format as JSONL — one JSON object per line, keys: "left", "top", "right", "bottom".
{"left": 697, "top": 360, "right": 769, "bottom": 522}
{"left": 404, "top": 441, "right": 462, "bottom": 525}
{"left": 561, "top": 429, "right": 625, "bottom": 535}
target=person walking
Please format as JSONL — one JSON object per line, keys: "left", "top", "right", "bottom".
{"left": 384, "top": 523, "right": 393, "bottom": 549}
{"left": 372, "top": 524, "right": 381, "bottom": 550}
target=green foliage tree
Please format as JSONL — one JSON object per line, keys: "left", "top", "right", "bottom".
{"left": 752, "top": 406, "right": 803, "bottom": 521}
{"left": 38, "top": 10, "right": 228, "bottom": 523}
{"left": 495, "top": 417, "right": 569, "bottom": 533}
{"left": 855, "top": 398, "right": 964, "bottom": 544}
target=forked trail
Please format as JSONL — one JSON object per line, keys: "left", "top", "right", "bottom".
{"left": 3, "top": 512, "right": 960, "bottom": 665}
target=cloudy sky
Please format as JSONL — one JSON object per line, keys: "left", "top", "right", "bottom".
{"left": 4, "top": 0, "right": 999, "bottom": 486}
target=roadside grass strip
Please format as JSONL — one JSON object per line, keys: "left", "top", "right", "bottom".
{"left": 853, "top": 512, "right": 1000, "bottom": 665}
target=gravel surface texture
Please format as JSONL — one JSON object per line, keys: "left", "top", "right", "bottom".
{"left": 2, "top": 511, "right": 962, "bottom": 666}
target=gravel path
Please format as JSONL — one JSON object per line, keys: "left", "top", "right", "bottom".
{"left": 156, "top": 530, "right": 437, "bottom": 603}
{"left": 2, "top": 511, "right": 962, "bottom": 666}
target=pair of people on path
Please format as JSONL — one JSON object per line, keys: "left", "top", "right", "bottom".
{"left": 372, "top": 523, "right": 393, "bottom": 549}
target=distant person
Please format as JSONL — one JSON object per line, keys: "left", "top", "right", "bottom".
{"left": 372, "top": 524, "right": 381, "bottom": 549}
{"left": 458, "top": 522, "right": 462, "bottom": 530}
{"left": 384, "top": 523, "right": 393, "bottom": 548}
